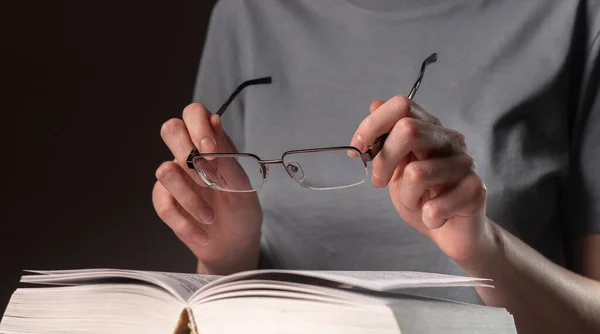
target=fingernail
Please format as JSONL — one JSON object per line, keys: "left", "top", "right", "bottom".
{"left": 193, "top": 231, "right": 209, "bottom": 246}
{"left": 200, "top": 137, "right": 216, "bottom": 153}
{"left": 199, "top": 209, "right": 215, "bottom": 224}
{"left": 347, "top": 149, "right": 359, "bottom": 158}
{"left": 210, "top": 113, "right": 220, "bottom": 126}
{"left": 424, "top": 218, "right": 446, "bottom": 230}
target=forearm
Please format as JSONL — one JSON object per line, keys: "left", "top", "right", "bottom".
{"left": 458, "top": 219, "right": 600, "bottom": 334}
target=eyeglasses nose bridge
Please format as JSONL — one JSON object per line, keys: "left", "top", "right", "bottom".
{"left": 260, "top": 159, "right": 284, "bottom": 165}
{"left": 259, "top": 159, "right": 284, "bottom": 183}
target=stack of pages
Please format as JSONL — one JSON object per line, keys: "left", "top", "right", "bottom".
{"left": 0, "top": 269, "right": 517, "bottom": 333}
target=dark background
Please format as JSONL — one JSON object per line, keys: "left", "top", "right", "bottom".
{"left": 2, "top": 0, "right": 218, "bottom": 316}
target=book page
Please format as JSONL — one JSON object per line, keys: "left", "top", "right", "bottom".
{"left": 23, "top": 269, "right": 220, "bottom": 302}
{"left": 0, "top": 284, "right": 184, "bottom": 334}
{"left": 191, "top": 279, "right": 385, "bottom": 305}
{"left": 195, "top": 270, "right": 492, "bottom": 298}
{"left": 297, "top": 271, "right": 493, "bottom": 290}
{"left": 25, "top": 269, "right": 491, "bottom": 303}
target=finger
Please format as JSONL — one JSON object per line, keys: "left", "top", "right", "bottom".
{"left": 410, "top": 101, "right": 442, "bottom": 126}
{"left": 369, "top": 100, "right": 385, "bottom": 113}
{"left": 421, "top": 173, "right": 487, "bottom": 229}
{"left": 351, "top": 95, "right": 441, "bottom": 151}
{"left": 156, "top": 161, "right": 215, "bottom": 224}
{"left": 160, "top": 118, "right": 207, "bottom": 185}
{"left": 351, "top": 95, "right": 411, "bottom": 152}
{"left": 152, "top": 181, "right": 209, "bottom": 256}
{"left": 193, "top": 155, "right": 258, "bottom": 191}
{"left": 372, "top": 118, "right": 466, "bottom": 187}
{"left": 346, "top": 99, "right": 387, "bottom": 158}
{"left": 198, "top": 115, "right": 255, "bottom": 190}
{"left": 182, "top": 103, "right": 217, "bottom": 154}
{"left": 398, "top": 155, "right": 476, "bottom": 212}
{"left": 210, "top": 113, "right": 237, "bottom": 152}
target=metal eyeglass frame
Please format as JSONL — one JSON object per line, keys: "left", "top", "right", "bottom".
{"left": 186, "top": 53, "right": 438, "bottom": 191}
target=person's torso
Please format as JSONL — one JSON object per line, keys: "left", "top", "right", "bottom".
{"left": 216, "top": 0, "right": 586, "bottom": 303}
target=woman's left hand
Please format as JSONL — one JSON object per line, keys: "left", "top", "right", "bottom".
{"left": 351, "top": 95, "right": 494, "bottom": 263}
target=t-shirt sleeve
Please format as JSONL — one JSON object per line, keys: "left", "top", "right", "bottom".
{"left": 563, "top": 7, "right": 600, "bottom": 236}
{"left": 191, "top": 0, "right": 246, "bottom": 151}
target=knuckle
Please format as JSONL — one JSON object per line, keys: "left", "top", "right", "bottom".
{"left": 394, "top": 117, "right": 419, "bottom": 140}
{"left": 478, "top": 179, "right": 487, "bottom": 199}
{"left": 465, "top": 155, "right": 476, "bottom": 172}
{"left": 151, "top": 182, "right": 162, "bottom": 204}
{"left": 404, "top": 162, "right": 427, "bottom": 184}
{"left": 155, "top": 161, "right": 178, "bottom": 181}
{"left": 389, "top": 95, "right": 410, "bottom": 114}
{"left": 458, "top": 154, "right": 476, "bottom": 172}
{"left": 359, "top": 115, "right": 375, "bottom": 136}
{"left": 447, "top": 129, "right": 467, "bottom": 151}
{"left": 154, "top": 196, "right": 176, "bottom": 220}
{"left": 430, "top": 115, "right": 442, "bottom": 126}
{"left": 410, "top": 102, "right": 442, "bottom": 125}
{"left": 467, "top": 174, "right": 486, "bottom": 200}
{"left": 171, "top": 219, "right": 194, "bottom": 238}
{"left": 160, "top": 118, "right": 185, "bottom": 140}
{"left": 424, "top": 201, "right": 442, "bottom": 220}
{"left": 362, "top": 116, "right": 373, "bottom": 132}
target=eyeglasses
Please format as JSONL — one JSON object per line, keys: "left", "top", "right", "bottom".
{"left": 186, "top": 53, "right": 438, "bottom": 192}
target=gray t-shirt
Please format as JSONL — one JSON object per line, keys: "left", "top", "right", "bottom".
{"left": 192, "top": 0, "right": 600, "bottom": 303}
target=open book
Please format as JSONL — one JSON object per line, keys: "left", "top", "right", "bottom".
{"left": 0, "top": 269, "right": 516, "bottom": 334}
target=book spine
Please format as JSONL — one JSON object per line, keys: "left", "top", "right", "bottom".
{"left": 187, "top": 307, "right": 198, "bottom": 334}
{"left": 172, "top": 307, "right": 197, "bottom": 334}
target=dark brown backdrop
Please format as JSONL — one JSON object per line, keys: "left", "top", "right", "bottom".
{"left": 2, "top": 0, "right": 217, "bottom": 316}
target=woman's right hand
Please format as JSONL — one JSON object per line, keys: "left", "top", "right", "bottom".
{"left": 152, "top": 103, "right": 263, "bottom": 275}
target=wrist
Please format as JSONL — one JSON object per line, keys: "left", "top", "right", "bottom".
{"left": 197, "top": 247, "right": 260, "bottom": 275}
{"left": 196, "top": 230, "right": 262, "bottom": 275}
{"left": 454, "top": 217, "right": 506, "bottom": 274}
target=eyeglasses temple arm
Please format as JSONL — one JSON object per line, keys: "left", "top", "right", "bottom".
{"left": 364, "top": 53, "right": 438, "bottom": 161}
{"left": 187, "top": 77, "right": 272, "bottom": 169}
{"left": 216, "top": 77, "right": 272, "bottom": 116}
{"left": 408, "top": 53, "right": 438, "bottom": 100}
